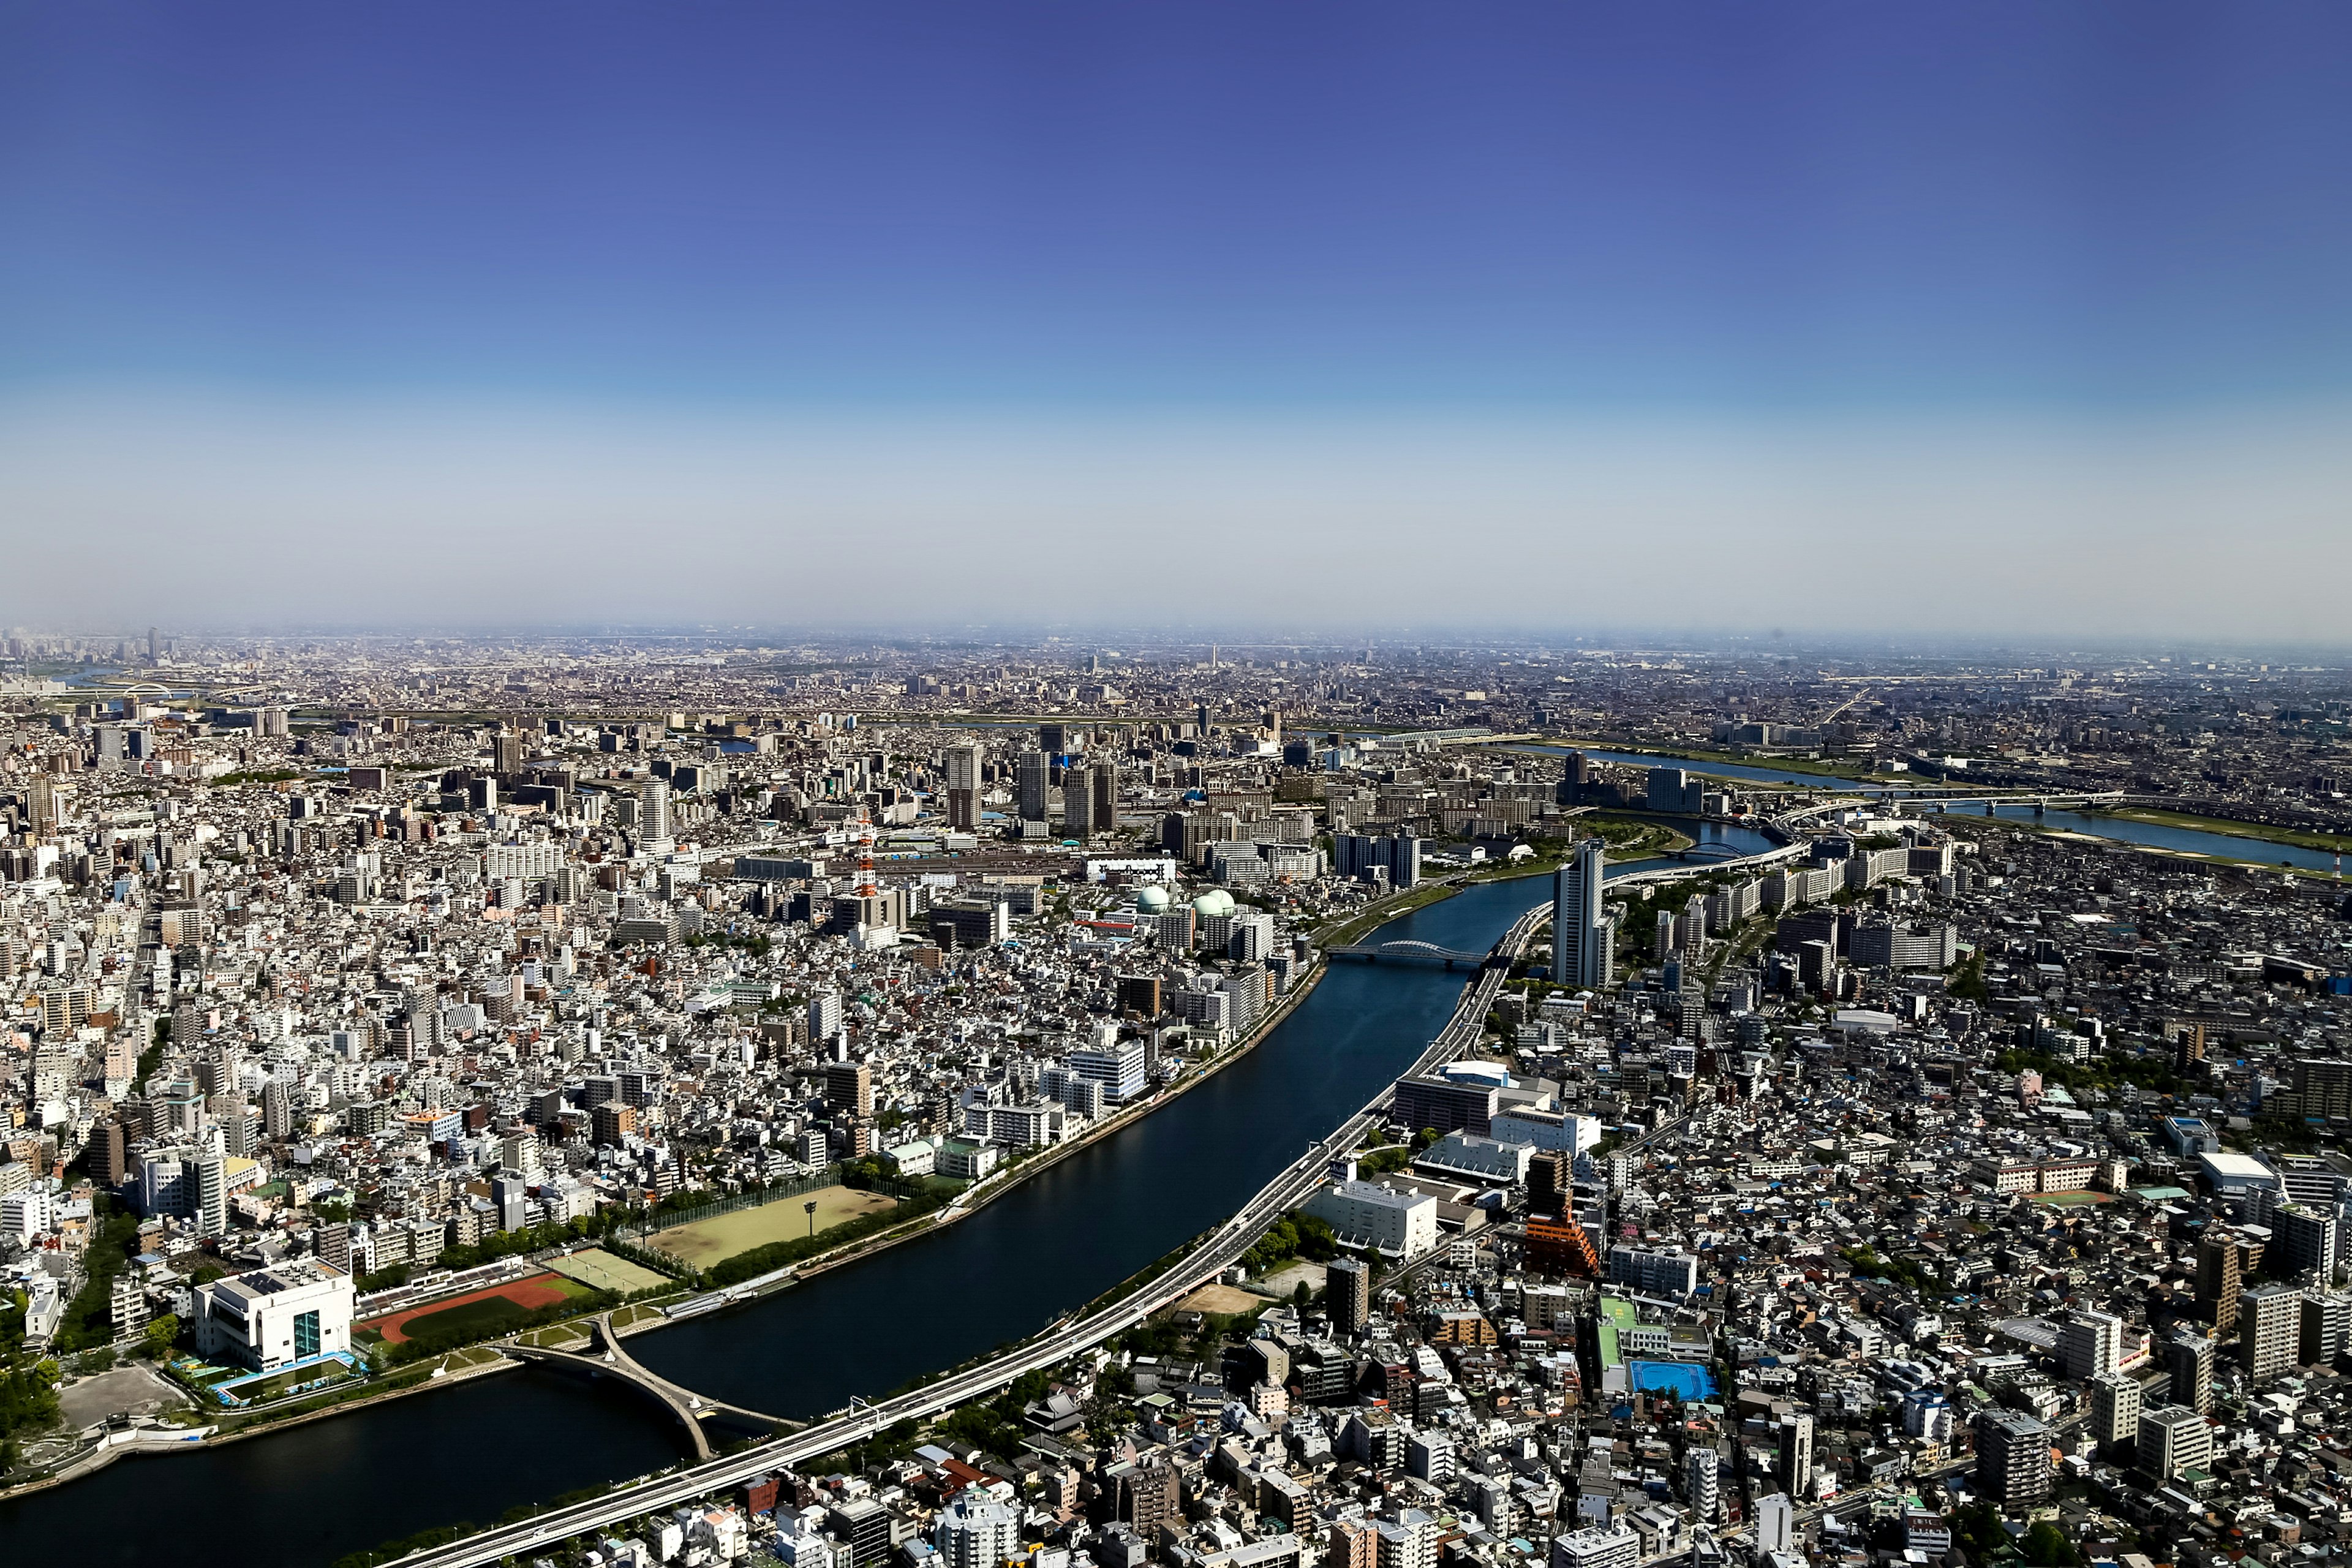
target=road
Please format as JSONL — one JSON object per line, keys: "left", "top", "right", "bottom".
{"left": 401, "top": 906, "right": 1549, "bottom": 1567}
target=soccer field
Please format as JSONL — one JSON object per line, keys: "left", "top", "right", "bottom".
{"left": 647, "top": 1185, "right": 899, "bottom": 1267}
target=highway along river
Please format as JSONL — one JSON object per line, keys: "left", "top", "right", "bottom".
{"left": 0, "top": 859, "right": 1716, "bottom": 1566}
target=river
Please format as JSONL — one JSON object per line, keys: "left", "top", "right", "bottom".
{"left": 8, "top": 859, "right": 1708, "bottom": 1564}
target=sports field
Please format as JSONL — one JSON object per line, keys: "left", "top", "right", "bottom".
{"left": 647, "top": 1185, "right": 899, "bottom": 1267}
{"left": 546, "top": 1247, "right": 672, "bottom": 1295}
{"left": 360, "top": 1273, "right": 590, "bottom": 1344}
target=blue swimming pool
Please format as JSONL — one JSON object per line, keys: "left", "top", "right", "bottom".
{"left": 1629, "top": 1360, "right": 1719, "bottom": 1400}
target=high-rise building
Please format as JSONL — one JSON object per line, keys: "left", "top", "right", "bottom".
{"left": 2275, "top": 1202, "right": 2339, "bottom": 1283}
{"left": 2055, "top": 1308, "right": 2126, "bottom": 1381}
{"left": 809, "top": 990, "right": 843, "bottom": 1045}
{"left": 2196, "top": 1229, "right": 2244, "bottom": 1330}
{"left": 1775, "top": 1411, "right": 1813, "bottom": 1497}
{"left": 1755, "top": 1494, "right": 1795, "bottom": 1557}
{"left": 1685, "top": 1446, "right": 1721, "bottom": 1522}
{"left": 638, "top": 780, "right": 674, "bottom": 850}
{"left": 942, "top": 744, "right": 982, "bottom": 832}
{"left": 1975, "top": 1409, "right": 2051, "bottom": 1509}
{"left": 2088, "top": 1371, "right": 2143, "bottom": 1446}
{"left": 1063, "top": 771, "right": 1093, "bottom": 839}
{"left": 2136, "top": 1404, "right": 2214, "bottom": 1482}
{"left": 2163, "top": 1330, "right": 2215, "bottom": 1414}
{"left": 1325, "top": 1519, "right": 1377, "bottom": 1568}
{"left": 1550, "top": 840, "right": 1613, "bottom": 990}
{"left": 1090, "top": 762, "right": 1118, "bottom": 839}
{"left": 263, "top": 1079, "right": 292, "bottom": 1140}
{"left": 937, "top": 1490, "right": 1020, "bottom": 1568}
{"left": 824, "top": 1060, "right": 875, "bottom": 1119}
{"left": 2302, "top": 1291, "right": 2352, "bottom": 1366}
{"left": 2241, "top": 1281, "right": 2304, "bottom": 1382}
{"left": 1017, "top": 750, "right": 1049, "bottom": 824}
{"left": 1327, "top": 1256, "right": 1371, "bottom": 1335}
{"left": 192, "top": 1152, "right": 228, "bottom": 1238}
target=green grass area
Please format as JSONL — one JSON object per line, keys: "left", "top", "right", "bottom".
{"left": 1582, "top": 813, "right": 1697, "bottom": 859}
{"left": 399, "top": 1296, "right": 535, "bottom": 1341}
{"left": 2088, "top": 806, "right": 2352, "bottom": 854}
{"left": 1318, "top": 882, "right": 1462, "bottom": 948}
{"left": 1559, "top": 741, "right": 1885, "bottom": 783}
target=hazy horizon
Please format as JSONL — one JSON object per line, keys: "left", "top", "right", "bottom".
{"left": 6, "top": 3, "right": 2350, "bottom": 642}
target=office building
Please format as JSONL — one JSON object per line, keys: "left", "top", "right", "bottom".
{"left": 1067, "top": 1031, "right": 1148, "bottom": 1102}
{"left": 1303, "top": 1180, "right": 1439, "bottom": 1259}
{"left": 2088, "top": 1371, "right": 2142, "bottom": 1447}
{"left": 1550, "top": 840, "right": 1613, "bottom": 990}
{"left": 1090, "top": 762, "right": 1118, "bottom": 839}
{"left": 824, "top": 1060, "right": 873, "bottom": 1119}
{"left": 2164, "top": 1330, "right": 2215, "bottom": 1413}
{"left": 2056, "top": 1308, "right": 2126, "bottom": 1381}
{"left": 1607, "top": 1244, "right": 1700, "bottom": 1298}
{"left": 1017, "top": 750, "right": 1049, "bottom": 824}
{"left": 1755, "top": 1495, "right": 1795, "bottom": 1558}
{"left": 2136, "top": 1404, "right": 2213, "bottom": 1482}
{"left": 2303, "top": 1291, "right": 2352, "bottom": 1366}
{"left": 1550, "top": 1526, "right": 1638, "bottom": 1568}
{"left": 1776, "top": 1411, "right": 1813, "bottom": 1496}
{"left": 193, "top": 1257, "right": 355, "bottom": 1373}
{"left": 2275, "top": 1202, "right": 2339, "bottom": 1282}
{"left": 942, "top": 744, "right": 982, "bottom": 832}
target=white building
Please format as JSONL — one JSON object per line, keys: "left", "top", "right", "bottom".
{"left": 194, "top": 1257, "right": 355, "bottom": 1371}
{"left": 938, "top": 1489, "right": 1021, "bottom": 1568}
{"left": 1550, "top": 1523, "right": 1640, "bottom": 1568}
{"left": 1303, "top": 1180, "right": 1439, "bottom": 1259}
{"left": 1068, "top": 1031, "right": 1148, "bottom": 1102}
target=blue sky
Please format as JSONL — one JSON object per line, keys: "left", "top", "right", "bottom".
{"left": 4, "top": 3, "right": 2350, "bottom": 636}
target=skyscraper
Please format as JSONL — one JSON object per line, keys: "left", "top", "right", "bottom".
{"left": 1016, "top": 750, "right": 1049, "bottom": 824}
{"left": 1062, "top": 771, "right": 1093, "bottom": 839}
{"left": 1551, "top": 839, "right": 1612, "bottom": 989}
{"left": 942, "top": 744, "right": 981, "bottom": 831}
{"left": 1090, "top": 761, "right": 1118, "bottom": 839}
{"left": 638, "top": 780, "right": 674, "bottom": 850}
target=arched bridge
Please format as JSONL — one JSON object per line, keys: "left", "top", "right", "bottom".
{"left": 503, "top": 1313, "right": 791, "bottom": 1461}
{"left": 1329, "top": 938, "right": 1489, "bottom": 970}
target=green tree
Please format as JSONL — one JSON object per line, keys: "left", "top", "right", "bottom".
{"left": 143, "top": 1313, "right": 182, "bottom": 1360}
{"left": 2022, "top": 1521, "right": 2078, "bottom": 1567}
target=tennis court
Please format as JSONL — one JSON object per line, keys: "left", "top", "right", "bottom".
{"left": 546, "top": 1248, "right": 672, "bottom": 1294}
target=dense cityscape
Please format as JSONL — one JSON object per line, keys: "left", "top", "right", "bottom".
{"left": 1, "top": 631, "right": 2350, "bottom": 1568}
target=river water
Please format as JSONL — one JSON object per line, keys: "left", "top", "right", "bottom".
{"left": 6, "top": 866, "right": 1662, "bottom": 1564}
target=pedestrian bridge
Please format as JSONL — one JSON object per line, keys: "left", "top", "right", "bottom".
{"left": 502, "top": 1313, "right": 792, "bottom": 1461}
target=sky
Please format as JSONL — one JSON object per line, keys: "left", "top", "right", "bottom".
{"left": 2, "top": 2, "right": 2349, "bottom": 641}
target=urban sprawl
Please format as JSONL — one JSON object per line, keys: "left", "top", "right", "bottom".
{"left": 5, "top": 632, "right": 2352, "bottom": 1568}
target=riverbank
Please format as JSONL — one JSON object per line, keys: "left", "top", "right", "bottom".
{"left": 1972, "top": 816, "right": 2345, "bottom": 881}
{"left": 0, "top": 1350, "right": 518, "bottom": 1502}
{"left": 1548, "top": 739, "right": 1886, "bottom": 784}
{"left": 620, "top": 956, "right": 1333, "bottom": 1333}
{"left": 2087, "top": 805, "right": 2352, "bottom": 856}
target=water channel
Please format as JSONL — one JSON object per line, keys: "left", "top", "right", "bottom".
{"left": 6, "top": 853, "right": 1741, "bottom": 1564}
